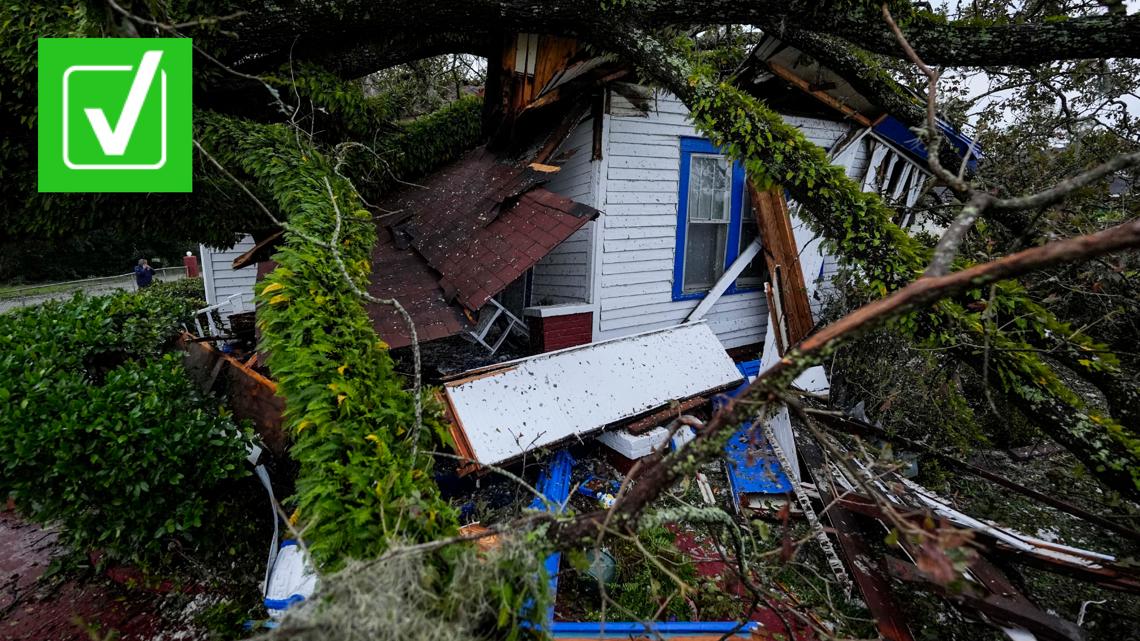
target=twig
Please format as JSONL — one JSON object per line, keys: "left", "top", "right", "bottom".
{"left": 883, "top": 3, "right": 1140, "bottom": 277}
{"left": 105, "top": 0, "right": 246, "bottom": 31}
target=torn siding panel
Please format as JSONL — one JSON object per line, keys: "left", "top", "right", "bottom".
{"left": 199, "top": 235, "right": 257, "bottom": 312}
{"left": 443, "top": 322, "right": 742, "bottom": 467}
{"left": 531, "top": 116, "right": 598, "bottom": 305}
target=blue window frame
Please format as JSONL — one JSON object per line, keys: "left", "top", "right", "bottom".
{"left": 672, "top": 137, "right": 765, "bottom": 301}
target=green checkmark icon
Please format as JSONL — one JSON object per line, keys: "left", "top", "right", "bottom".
{"left": 38, "top": 38, "right": 192, "bottom": 193}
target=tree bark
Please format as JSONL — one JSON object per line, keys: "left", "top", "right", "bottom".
{"left": 553, "top": 216, "right": 1140, "bottom": 546}
{"left": 213, "top": 2, "right": 1140, "bottom": 77}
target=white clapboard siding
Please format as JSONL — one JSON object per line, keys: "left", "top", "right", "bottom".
{"left": 801, "top": 135, "right": 873, "bottom": 322}
{"left": 199, "top": 235, "right": 257, "bottom": 315}
{"left": 595, "top": 90, "right": 857, "bottom": 349}
{"left": 529, "top": 116, "right": 598, "bottom": 304}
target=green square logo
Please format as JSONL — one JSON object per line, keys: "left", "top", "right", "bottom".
{"left": 38, "top": 38, "right": 192, "bottom": 193}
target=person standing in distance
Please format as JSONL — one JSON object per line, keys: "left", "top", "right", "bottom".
{"left": 134, "top": 258, "right": 155, "bottom": 289}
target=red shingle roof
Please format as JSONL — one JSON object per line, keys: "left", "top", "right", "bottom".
{"left": 365, "top": 147, "right": 598, "bottom": 348}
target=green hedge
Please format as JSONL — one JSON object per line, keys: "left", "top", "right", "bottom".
{"left": 0, "top": 284, "right": 248, "bottom": 563}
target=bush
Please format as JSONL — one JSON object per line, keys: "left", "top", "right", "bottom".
{"left": 0, "top": 289, "right": 248, "bottom": 563}
{"left": 139, "top": 276, "right": 207, "bottom": 311}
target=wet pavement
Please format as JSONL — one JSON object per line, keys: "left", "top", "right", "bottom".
{"left": 0, "top": 510, "right": 177, "bottom": 641}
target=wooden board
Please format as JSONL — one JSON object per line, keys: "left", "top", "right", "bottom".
{"left": 748, "top": 183, "right": 815, "bottom": 346}
{"left": 179, "top": 334, "right": 287, "bottom": 456}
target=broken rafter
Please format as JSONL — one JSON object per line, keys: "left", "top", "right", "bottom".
{"left": 748, "top": 183, "right": 815, "bottom": 347}
{"left": 765, "top": 62, "right": 874, "bottom": 128}
{"left": 795, "top": 430, "right": 915, "bottom": 641}
{"left": 758, "top": 412, "right": 852, "bottom": 598}
{"left": 232, "top": 229, "right": 285, "bottom": 270}
{"left": 885, "top": 557, "right": 1084, "bottom": 641}
{"left": 836, "top": 493, "right": 1140, "bottom": 593}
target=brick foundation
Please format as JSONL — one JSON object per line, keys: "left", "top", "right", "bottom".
{"left": 527, "top": 311, "right": 593, "bottom": 353}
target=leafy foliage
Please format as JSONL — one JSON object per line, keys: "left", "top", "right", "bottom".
{"left": 195, "top": 97, "right": 483, "bottom": 568}
{"left": 0, "top": 285, "right": 247, "bottom": 563}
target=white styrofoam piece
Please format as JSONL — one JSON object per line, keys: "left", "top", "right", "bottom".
{"left": 264, "top": 542, "right": 318, "bottom": 618}
{"left": 765, "top": 405, "right": 800, "bottom": 481}
{"left": 445, "top": 322, "right": 743, "bottom": 466}
{"left": 670, "top": 424, "right": 697, "bottom": 451}
{"left": 596, "top": 426, "right": 670, "bottom": 459}
{"left": 792, "top": 366, "right": 830, "bottom": 395}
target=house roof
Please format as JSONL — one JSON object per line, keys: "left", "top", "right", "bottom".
{"left": 741, "top": 34, "right": 979, "bottom": 171}
{"left": 364, "top": 146, "right": 598, "bottom": 348}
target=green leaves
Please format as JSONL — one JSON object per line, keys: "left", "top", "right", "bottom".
{"left": 197, "top": 106, "right": 473, "bottom": 570}
{"left": 0, "top": 285, "right": 248, "bottom": 564}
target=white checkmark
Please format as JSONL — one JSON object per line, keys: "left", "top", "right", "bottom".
{"left": 84, "top": 50, "right": 163, "bottom": 156}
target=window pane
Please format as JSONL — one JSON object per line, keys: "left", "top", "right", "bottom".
{"left": 737, "top": 188, "right": 767, "bottom": 287}
{"left": 687, "top": 155, "right": 730, "bottom": 222}
{"left": 683, "top": 222, "right": 728, "bottom": 292}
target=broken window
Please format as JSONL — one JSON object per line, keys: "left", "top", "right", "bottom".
{"left": 735, "top": 186, "right": 767, "bottom": 288}
{"left": 675, "top": 138, "right": 764, "bottom": 299}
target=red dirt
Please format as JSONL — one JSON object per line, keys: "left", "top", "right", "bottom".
{"left": 671, "top": 526, "right": 815, "bottom": 640}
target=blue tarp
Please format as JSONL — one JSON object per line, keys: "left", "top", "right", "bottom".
{"left": 873, "top": 115, "right": 980, "bottom": 172}
{"left": 720, "top": 360, "right": 793, "bottom": 511}
{"left": 551, "top": 621, "right": 758, "bottom": 638}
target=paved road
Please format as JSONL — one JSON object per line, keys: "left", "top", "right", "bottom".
{"left": 0, "top": 272, "right": 186, "bottom": 314}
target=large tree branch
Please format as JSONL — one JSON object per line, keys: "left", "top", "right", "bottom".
{"left": 553, "top": 216, "right": 1140, "bottom": 545}
{"left": 210, "top": 2, "right": 1140, "bottom": 77}
{"left": 594, "top": 28, "right": 1140, "bottom": 498}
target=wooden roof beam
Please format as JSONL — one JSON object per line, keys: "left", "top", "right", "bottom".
{"left": 766, "top": 61, "right": 874, "bottom": 127}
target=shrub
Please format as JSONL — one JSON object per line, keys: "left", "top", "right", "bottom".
{"left": 139, "top": 276, "right": 208, "bottom": 311}
{"left": 0, "top": 290, "right": 249, "bottom": 563}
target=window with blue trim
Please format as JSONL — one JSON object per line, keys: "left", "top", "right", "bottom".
{"left": 673, "top": 137, "right": 766, "bottom": 301}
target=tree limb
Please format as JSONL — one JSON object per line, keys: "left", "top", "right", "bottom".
{"left": 554, "top": 216, "right": 1140, "bottom": 545}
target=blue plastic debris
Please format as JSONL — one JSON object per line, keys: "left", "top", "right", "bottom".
{"left": 528, "top": 449, "right": 575, "bottom": 626}
{"left": 872, "top": 115, "right": 981, "bottom": 172}
{"left": 578, "top": 473, "right": 621, "bottom": 507}
{"left": 264, "top": 539, "right": 317, "bottom": 617}
{"left": 719, "top": 360, "right": 793, "bottom": 512}
{"left": 551, "top": 621, "right": 759, "bottom": 638}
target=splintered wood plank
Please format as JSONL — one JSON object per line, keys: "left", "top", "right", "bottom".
{"left": 748, "top": 182, "right": 815, "bottom": 347}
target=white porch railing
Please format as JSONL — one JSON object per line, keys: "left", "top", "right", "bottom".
{"left": 193, "top": 291, "right": 256, "bottom": 338}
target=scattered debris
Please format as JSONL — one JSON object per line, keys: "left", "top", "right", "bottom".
{"left": 264, "top": 540, "right": 318, "bottom": 618}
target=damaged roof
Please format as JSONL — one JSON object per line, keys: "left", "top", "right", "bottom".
{"left": 364, "top": 147, "right": 599, "bottom": 348}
